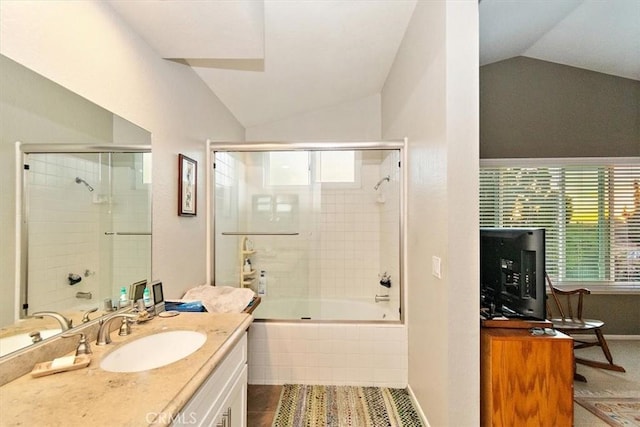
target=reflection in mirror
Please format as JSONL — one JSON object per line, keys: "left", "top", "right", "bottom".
{"left": 0, "top": 53, "right": 152, "bottom": 358}
{"left": 21, "top": 149, "right": 152, "bottom": 316}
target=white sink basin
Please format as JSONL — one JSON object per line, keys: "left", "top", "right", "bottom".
{"left": 0, "top": 329, "right": 62, "bottom": 357}
{"left": 100, "top": 330, "right": 206, "bottom": 373}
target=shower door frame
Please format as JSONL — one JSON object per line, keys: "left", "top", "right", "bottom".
{"left": 206, "top": 140, "right": 407, "bottom": 324}
{"left": 16, "top": 143, "right": 151, "bottom": 319}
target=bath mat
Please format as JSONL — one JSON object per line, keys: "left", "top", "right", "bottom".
{"left": 575, "top": 392, "right": 640, "bottom": 427}
{"left": 271, "top": 384, "right": 424, "bottom": 427}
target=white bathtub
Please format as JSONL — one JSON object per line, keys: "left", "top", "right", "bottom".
{"left": 253, "top": 297, "right": 399, "bottom": 321}
{"left": 249, "top": 297, "right": 405, "bottom": 386}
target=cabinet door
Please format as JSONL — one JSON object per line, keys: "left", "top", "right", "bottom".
{"left": 481, "top": 329, "right": 573, "bottom": 427}
{"left": 173, "top": 334, "right": 247, "bottom": 426}
{"left": 213, "top": 365, "right": 248, "bottom": 427}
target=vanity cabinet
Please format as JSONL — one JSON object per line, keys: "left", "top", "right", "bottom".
{"left": 174, "top": 333, "right": 247, "bottom": 427}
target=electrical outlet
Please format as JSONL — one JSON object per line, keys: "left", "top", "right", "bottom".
{"left": 432, "top": 256, "right": 442, "bottom": 279}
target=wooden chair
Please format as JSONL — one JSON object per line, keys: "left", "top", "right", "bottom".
{"left": 545, "top": 273, "right": 625, "bottom": 381}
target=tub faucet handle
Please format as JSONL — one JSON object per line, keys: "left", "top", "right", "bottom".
{"left": 375, "top": 294, "right": 390, "bottom": 303}
{"left": 82, "top": 307, "right": 98, "bottom": 323}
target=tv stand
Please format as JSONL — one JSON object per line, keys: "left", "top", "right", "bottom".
{"left": 480, "top": 327, "right": 573, "bottom": 426}
{"left": 481, "top": 317, "right": 552, "bottom": 329}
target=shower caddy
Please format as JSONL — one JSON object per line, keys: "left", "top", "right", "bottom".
{"left": 239, "top": 236, "right": 257, "bottom": 288}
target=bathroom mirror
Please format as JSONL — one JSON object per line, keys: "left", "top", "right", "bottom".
{"left": 0, "top": 54, "right": 152, "bottom": 357}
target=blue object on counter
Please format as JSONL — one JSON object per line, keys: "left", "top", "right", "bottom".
{"left": 164, "top": 301, "right": 206, "bottom": 312}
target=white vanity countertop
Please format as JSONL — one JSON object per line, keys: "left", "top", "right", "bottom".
{"left": 0, "top": 312, "right": 253, "bottom": 426}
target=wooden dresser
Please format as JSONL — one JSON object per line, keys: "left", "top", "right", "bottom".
{"left": 480, "top": 327, "right": 574, "bottom": 426}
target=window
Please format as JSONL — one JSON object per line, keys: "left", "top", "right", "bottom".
{"left": 265, "top": 150, "right": 360, "bottom": 187}
{"left": 317, "top": 150, "right": 355, "bottom": 183}
{"left": 265, "top": 151, "right": 309, "bottom": 186}
{"left": 480, "top": 159, "right": 640, "bottom": 288}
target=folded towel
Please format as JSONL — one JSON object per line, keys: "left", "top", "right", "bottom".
{"left": 181, "top": 285, "right": 255, "bottom": 313}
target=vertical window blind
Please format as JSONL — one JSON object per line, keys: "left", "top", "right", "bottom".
{"left": 480, "top": 161, "right": 640, "bottom": 286}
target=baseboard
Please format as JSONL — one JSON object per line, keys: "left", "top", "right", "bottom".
{"left": 406, "top": 384, "right": 431, "bottom": 427}
{"left": 571, "top": 334, "right": 640, "bottom": 340}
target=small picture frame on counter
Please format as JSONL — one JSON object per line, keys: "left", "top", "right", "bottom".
{"left": 152, "top": 281, "right": 165, "bottom": 314}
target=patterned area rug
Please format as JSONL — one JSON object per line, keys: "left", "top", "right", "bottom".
{"left": 575, "top": 391, "right": 640, "bottom": 427}
{"left": 272, "top": 384, "right": 424, "bottom": 427}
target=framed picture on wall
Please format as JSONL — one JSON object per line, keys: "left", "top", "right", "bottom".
{"left": 178, "top": 154, "right": 197, "bottom": 216}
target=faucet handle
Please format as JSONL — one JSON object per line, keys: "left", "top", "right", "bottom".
{"left": 82, "top": 307, "right": 99, "bottom": 323}
{"left": 118, "top": 317, "right": 133, "bottom": 336}
{"left": 62, "top": 332, "right": 92, "bottom": 356}
{"left": 29, "top": 331, "right": 43, "bottom": 344}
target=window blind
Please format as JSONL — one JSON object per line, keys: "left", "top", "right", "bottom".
{"left": 480, "top": 162, "right": 640, "bottom": 286}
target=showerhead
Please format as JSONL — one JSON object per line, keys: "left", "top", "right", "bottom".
{"left": 374, "top": 175, "right": 390, "bottom": 190}
{"left": 75, "top": 177, "right": 94, "bottom": 192}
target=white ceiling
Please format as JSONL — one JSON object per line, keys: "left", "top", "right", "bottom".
{"left": 107, "top": 0, "right": 638, "bottom": 129}
{"left": 108, "top": 0, "right": 417, "bottom": 128}
{"left": 480, "top": 0, "right": 640, "bottom": 81}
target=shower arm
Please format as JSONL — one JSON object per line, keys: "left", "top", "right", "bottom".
{"left": 374, "top": 175, "right": 391, "bottom": 190}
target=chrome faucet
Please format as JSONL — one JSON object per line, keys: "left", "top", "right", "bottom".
{"left": 96, "top": 313, "right": 137, "bottom": 345}
{"left": 32, "top": 311, "right": 73, "bottom": 331}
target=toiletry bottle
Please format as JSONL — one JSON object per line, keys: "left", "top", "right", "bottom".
{"left": 258, "top": 271, "right": 267, "bottom": 296}
{"left": 143, "top": 287, "right": 152, "bottom": 308}
{"left": 243, "top": 258, "right": 252, "bottom": 273}
{"left": 119, "top": 286, "right": 129, "bottom": 307}
{"left": 142, "top": 287, "right": 155, "bottom": 317}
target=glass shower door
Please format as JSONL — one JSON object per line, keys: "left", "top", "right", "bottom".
{"left": 212, "top": 146, "right": 402, "bottom": 322}
{"left": 22, "top": 151, "right": 151, "bottom": 315}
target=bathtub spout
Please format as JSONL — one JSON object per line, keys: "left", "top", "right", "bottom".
{"left": 375, "top": 294, "right": 389, "bottom": 303}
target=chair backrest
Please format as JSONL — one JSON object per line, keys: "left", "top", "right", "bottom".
{"left": 545, "top": 272, "right": 589, "bottom": 321}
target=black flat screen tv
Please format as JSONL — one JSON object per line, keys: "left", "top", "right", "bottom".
{"left": 480, "top": 227, "right": 546, "bottom": 321}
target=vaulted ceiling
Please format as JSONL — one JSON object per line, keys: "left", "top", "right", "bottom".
{"left": 107, "top": 0, "right": 417, "bottom": 128}
{"left": 480, "top": 0, "right": 640, "bottom": 80}
{"left": 106, "top": 0, "right": 639, "bottom": 128}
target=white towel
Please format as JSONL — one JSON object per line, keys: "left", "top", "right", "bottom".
{"left": 181, "top": 285, "right": 255, "bottom": 313}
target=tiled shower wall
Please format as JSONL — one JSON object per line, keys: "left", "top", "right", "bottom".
{"left": 215, "top": 150, "right": 400, "bottom": 302}
{"left": 109, "top": 157, "right": 152, "bottom": 297}
{"left": 26, "top": 153, "right": 102, "bottom": 312}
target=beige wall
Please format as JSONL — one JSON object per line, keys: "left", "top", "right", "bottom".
{"left": 382, "top": 1, "right": 479, "bottom": 425}
{"left": 585, "top": 295, "right": 640, "bottom": 335}
{"left": 245, "top": 94, "right": 381, "bottom": 141}
{"left": 0, "top": 0, "right": 244, "bottom": 306}
{"left": 480, "top": 56, "right": 640, "bottom": 159}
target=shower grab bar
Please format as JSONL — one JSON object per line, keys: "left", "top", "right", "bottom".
{"left": 104, "top": 232, "right": 152, "bottom": 236}
{"left": 221, "top": 232, "right": 299, "bottom": 236}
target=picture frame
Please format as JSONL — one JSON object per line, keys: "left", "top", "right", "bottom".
{"left": 178, "top": 154, "right": 197, "bottom": 216}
